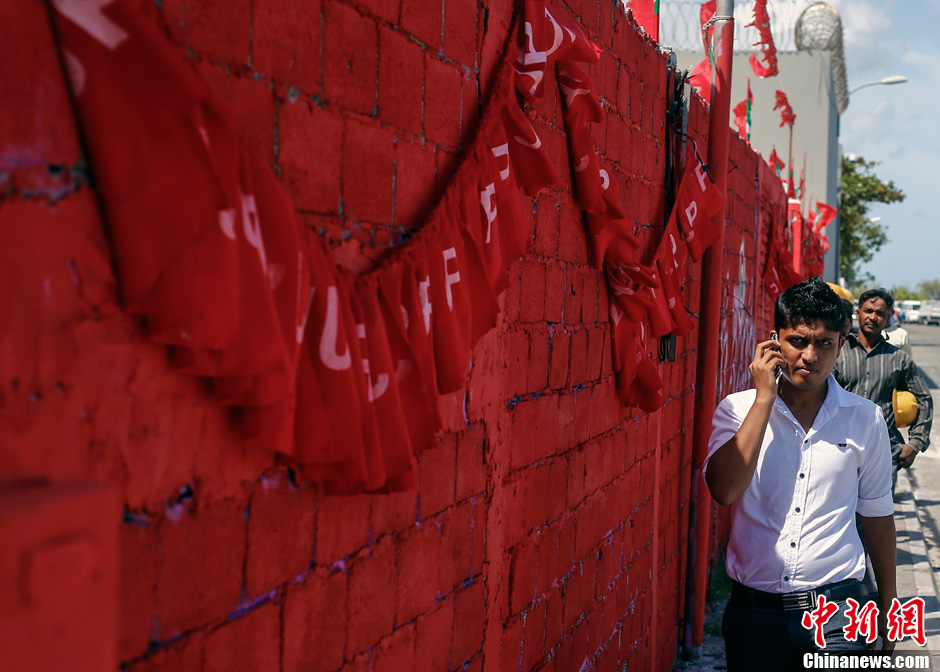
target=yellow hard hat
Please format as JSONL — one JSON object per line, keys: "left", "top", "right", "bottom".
{"left": 826, "top": 282, "right": 851, "bottom": 301}
{"left": 893, "top": 389, "right": 919, "bottom": 428}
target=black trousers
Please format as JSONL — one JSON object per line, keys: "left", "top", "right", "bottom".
{"left": 722, "top": 595, "right": 868, "bottom": 671}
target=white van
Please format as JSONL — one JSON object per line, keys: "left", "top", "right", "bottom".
{"left": 920, "top": 300, "right": 940, "bottom": 325}
{"left": 900, "top": 299, "right": 921, "bottom": 323}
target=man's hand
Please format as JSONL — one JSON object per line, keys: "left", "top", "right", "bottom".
{"left": 899, "top": 444, "right": 917, "bottom": 469}
{"left": 750, "top": 338, "right": 787, "bottom": 401}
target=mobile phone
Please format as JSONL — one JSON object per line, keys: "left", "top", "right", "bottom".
{"left": 771, "top": 333, "right": 782, "bottom": 382}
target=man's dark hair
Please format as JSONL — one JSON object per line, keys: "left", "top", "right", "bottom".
{"left": 858, "top": 287, "right": 895, "bottom": 313}
{"left": 774, "top": 276, "right": 846, "bottom": 334}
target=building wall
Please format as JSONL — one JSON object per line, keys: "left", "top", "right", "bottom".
{"left": 0, "top": 1, "right": 788, "bottom": 671}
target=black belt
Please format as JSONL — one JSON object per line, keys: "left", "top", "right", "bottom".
{"left": 731, "top": 579, "right": 869, "bottom": 612}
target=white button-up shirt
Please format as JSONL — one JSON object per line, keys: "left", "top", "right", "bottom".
{"left": 705, "top": 375, "right": 893, "bottom": 593}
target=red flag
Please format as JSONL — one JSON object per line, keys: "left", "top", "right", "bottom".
{"left": 676, "top": 150, "right": 725, "bottom": 261}
{"left": 746, "top": 0, "right": 778, "bottom": 78}
{"left": 774, "top": 90, "right": 796, "bottom": 127}
{"left": 768, "top": 147, "right": 785, "bottom": 177}
{"left": 628, "top": 0, "right": 660, "bottom": 42}
{"left": 732, "top": 78, "right": 752, "bottom": 141}
{"left": 515, "top": 0, "right": 600, "bottom": 102}
{"left": 501, "top": 100, "right": 560, "bottom": 195}
{"left": 813, "top": 202, "right": 837, "bottom": 234}
{"left": 423, "top": 223, "right": 472, "bottom": 393}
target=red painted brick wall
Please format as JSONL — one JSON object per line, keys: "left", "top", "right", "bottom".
{"left": 1, "top": 1, "right": 788, "bottom": 671}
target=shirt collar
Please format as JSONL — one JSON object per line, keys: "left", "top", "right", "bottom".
{"left": 774, "top": 375, "right": 864, "bottom": 428}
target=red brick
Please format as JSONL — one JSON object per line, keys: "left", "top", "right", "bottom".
{"left": 549, "top": 327, "right": 571, "bottom": 390}
{"left": 526, "top": 326, "right": 550, "bottom": 393}
{"left": 163, "top": 0, "right": 250, "bottom": 65}
{"left": 342, "top": 117, "right": 395, "bottom": 223}
{"left": 323, "top": 1, "right": 377, "bottom": 115}
{"left": 569, "top": 327, "right": 589, "bottom": 385}
{"left": 347, "top": 537, "right": 397, "bottom": 654}
{"left": 418, "top": 433, "right": 456, "bottom": 518}
{"left": 415, "top": 599, "right": 454, "bottom": 671}
{"left": 394, "top": 138, "right": 437, "bottom": 229}
{"left": 524, "top": 464, "right": 554, "bottom": 533}
{"left": 439, "top": 500, "right": 473, "bottom": 592}
{"left": 396, "top": 523, "right": 442, "bottom": 625}
{"left": 315, "top": 492, "right": 371, "bottom": 565}
{"left": 204, "top": 601, "right": 279, "bottom": 672}
{"left": 533, "top": 394, "right": 560, "bottom": 461}
{"left": 536, "top": 526, "right": 559, "bottom": 597}
{"left": 452, "top": 581, "right": 484, "bottom": 667}
{"left": 534, "top": 194, "right": 561, "bottom": 259}
{"left": 378, "top": 26, "right": 424, "bottom": 136}
{"left": 246, "top": 476, "right": 315, "bottom": 596}
{"left": 283, "top": 568, "right": 347, "bottom": 672}
{"left": 400, "top": 0, "right": 443, "bottom": 49}
{"left": 252, "top": 0, "right": 321, "bottom": 91}
{"left": 502, "top": 328, "right": 530, "bottom": 398}
{"left": 424, "top": 55, "right": 462, "bottom": 148}
{"left": 370, "top": 490, "right": 417, "bottom": 539}
{"left": 509, "top": 538, "right": 537, "bottom": 614}
{"left": 156, "top": 497, "right": 245, "bottom": 639}
{"left": 278, "top": 100, "right": 341, "bottom": 212}
{"left": 519, "top": 259, "right": 546, "bottom": 323}
{"left": 544, "top": 262, "right": 567, "bottom": 323}
{"left": 442, "top": 0, "right": 479, "bottom": 67}
{"left": 375, "top": 623, "right": 416, "bottom": 672}
{"left": 118, "top": 522, "right": 158, "bottom": 661}
{"left": 456, "top": 425, "right": 486, "bottom": 502}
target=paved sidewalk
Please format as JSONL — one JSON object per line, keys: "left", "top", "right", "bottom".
{"left": 672, "top": 469, "right": 940, "bottom": 670}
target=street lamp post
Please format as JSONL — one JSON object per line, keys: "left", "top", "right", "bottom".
{"left": 848, "top": 75, "right": 908, "bottom": 96}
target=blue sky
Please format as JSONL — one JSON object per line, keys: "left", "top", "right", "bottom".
{"left": 832, "top": 0, "right": 940, "bottom": 289}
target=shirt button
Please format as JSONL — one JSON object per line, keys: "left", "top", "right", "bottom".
{"left": 784, "top": 576, "right": 790, "bottom": 581}
{"left": 799, "top": 473, "right": 805, "bottom": 479}
{"left": 791, "top": 542, "right": 796, "bottom": 548}
{"left": 795, "top": 507, "right": 801, "bottom": 512}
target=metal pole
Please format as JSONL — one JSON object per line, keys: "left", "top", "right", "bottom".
{"left": 684, "top": 0, "right": 734, "bottom": 658}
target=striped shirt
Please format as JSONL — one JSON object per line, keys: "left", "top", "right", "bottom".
{"left": 832, "top": 334, "right": 933, "bottom": 455}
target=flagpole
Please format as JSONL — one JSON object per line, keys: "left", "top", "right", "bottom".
{"left": 685, "top": 0, "right": 734, "bottom": 659}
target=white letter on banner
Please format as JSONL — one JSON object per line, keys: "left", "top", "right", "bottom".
{"left": 241, "top": 194, "right": 268, "bottom": 273}
{"left": 599, "top": 169, "right": 610, "bottom": 190}
{"left": 491, "top": 144, "right": 510, "bottom": 180}
{"left": 356, "top": 324, "right": 388, "bottom": 401}
{"left": 695, "top": 162, "right": 709, "bottom": 192}
{"left": 684, "top": 201, "right": 698, "bottom": 235}
{"left": 218, "top": 209, "right": 237, "bottom": 240}
{"left": 519, "top": 22, "right": 547, "bottom": 66}
{"left": 443, "top": 248, "right": 461, "bottom": 309}
{"left": 419, "top": 276, "right": 432, "bottom": 335}
{"left": 480, "top": 183, "right": 497, "bottom": 243}
{"left": 543, "top": 8, "right": 566, "bottom": 56}
{"left": 319, "top": 287, "right": 352, "bottom": 371}
{"left": 52, "top": 0, "right": 129, "bottom": 50}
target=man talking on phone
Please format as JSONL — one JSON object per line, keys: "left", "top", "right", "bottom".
{"left": 706, "top": 277, "right": 896, "bottom": 668}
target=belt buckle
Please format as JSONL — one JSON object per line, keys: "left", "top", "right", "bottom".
{"left": 782, "top": 590, "right": 816, "bottom": 611}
